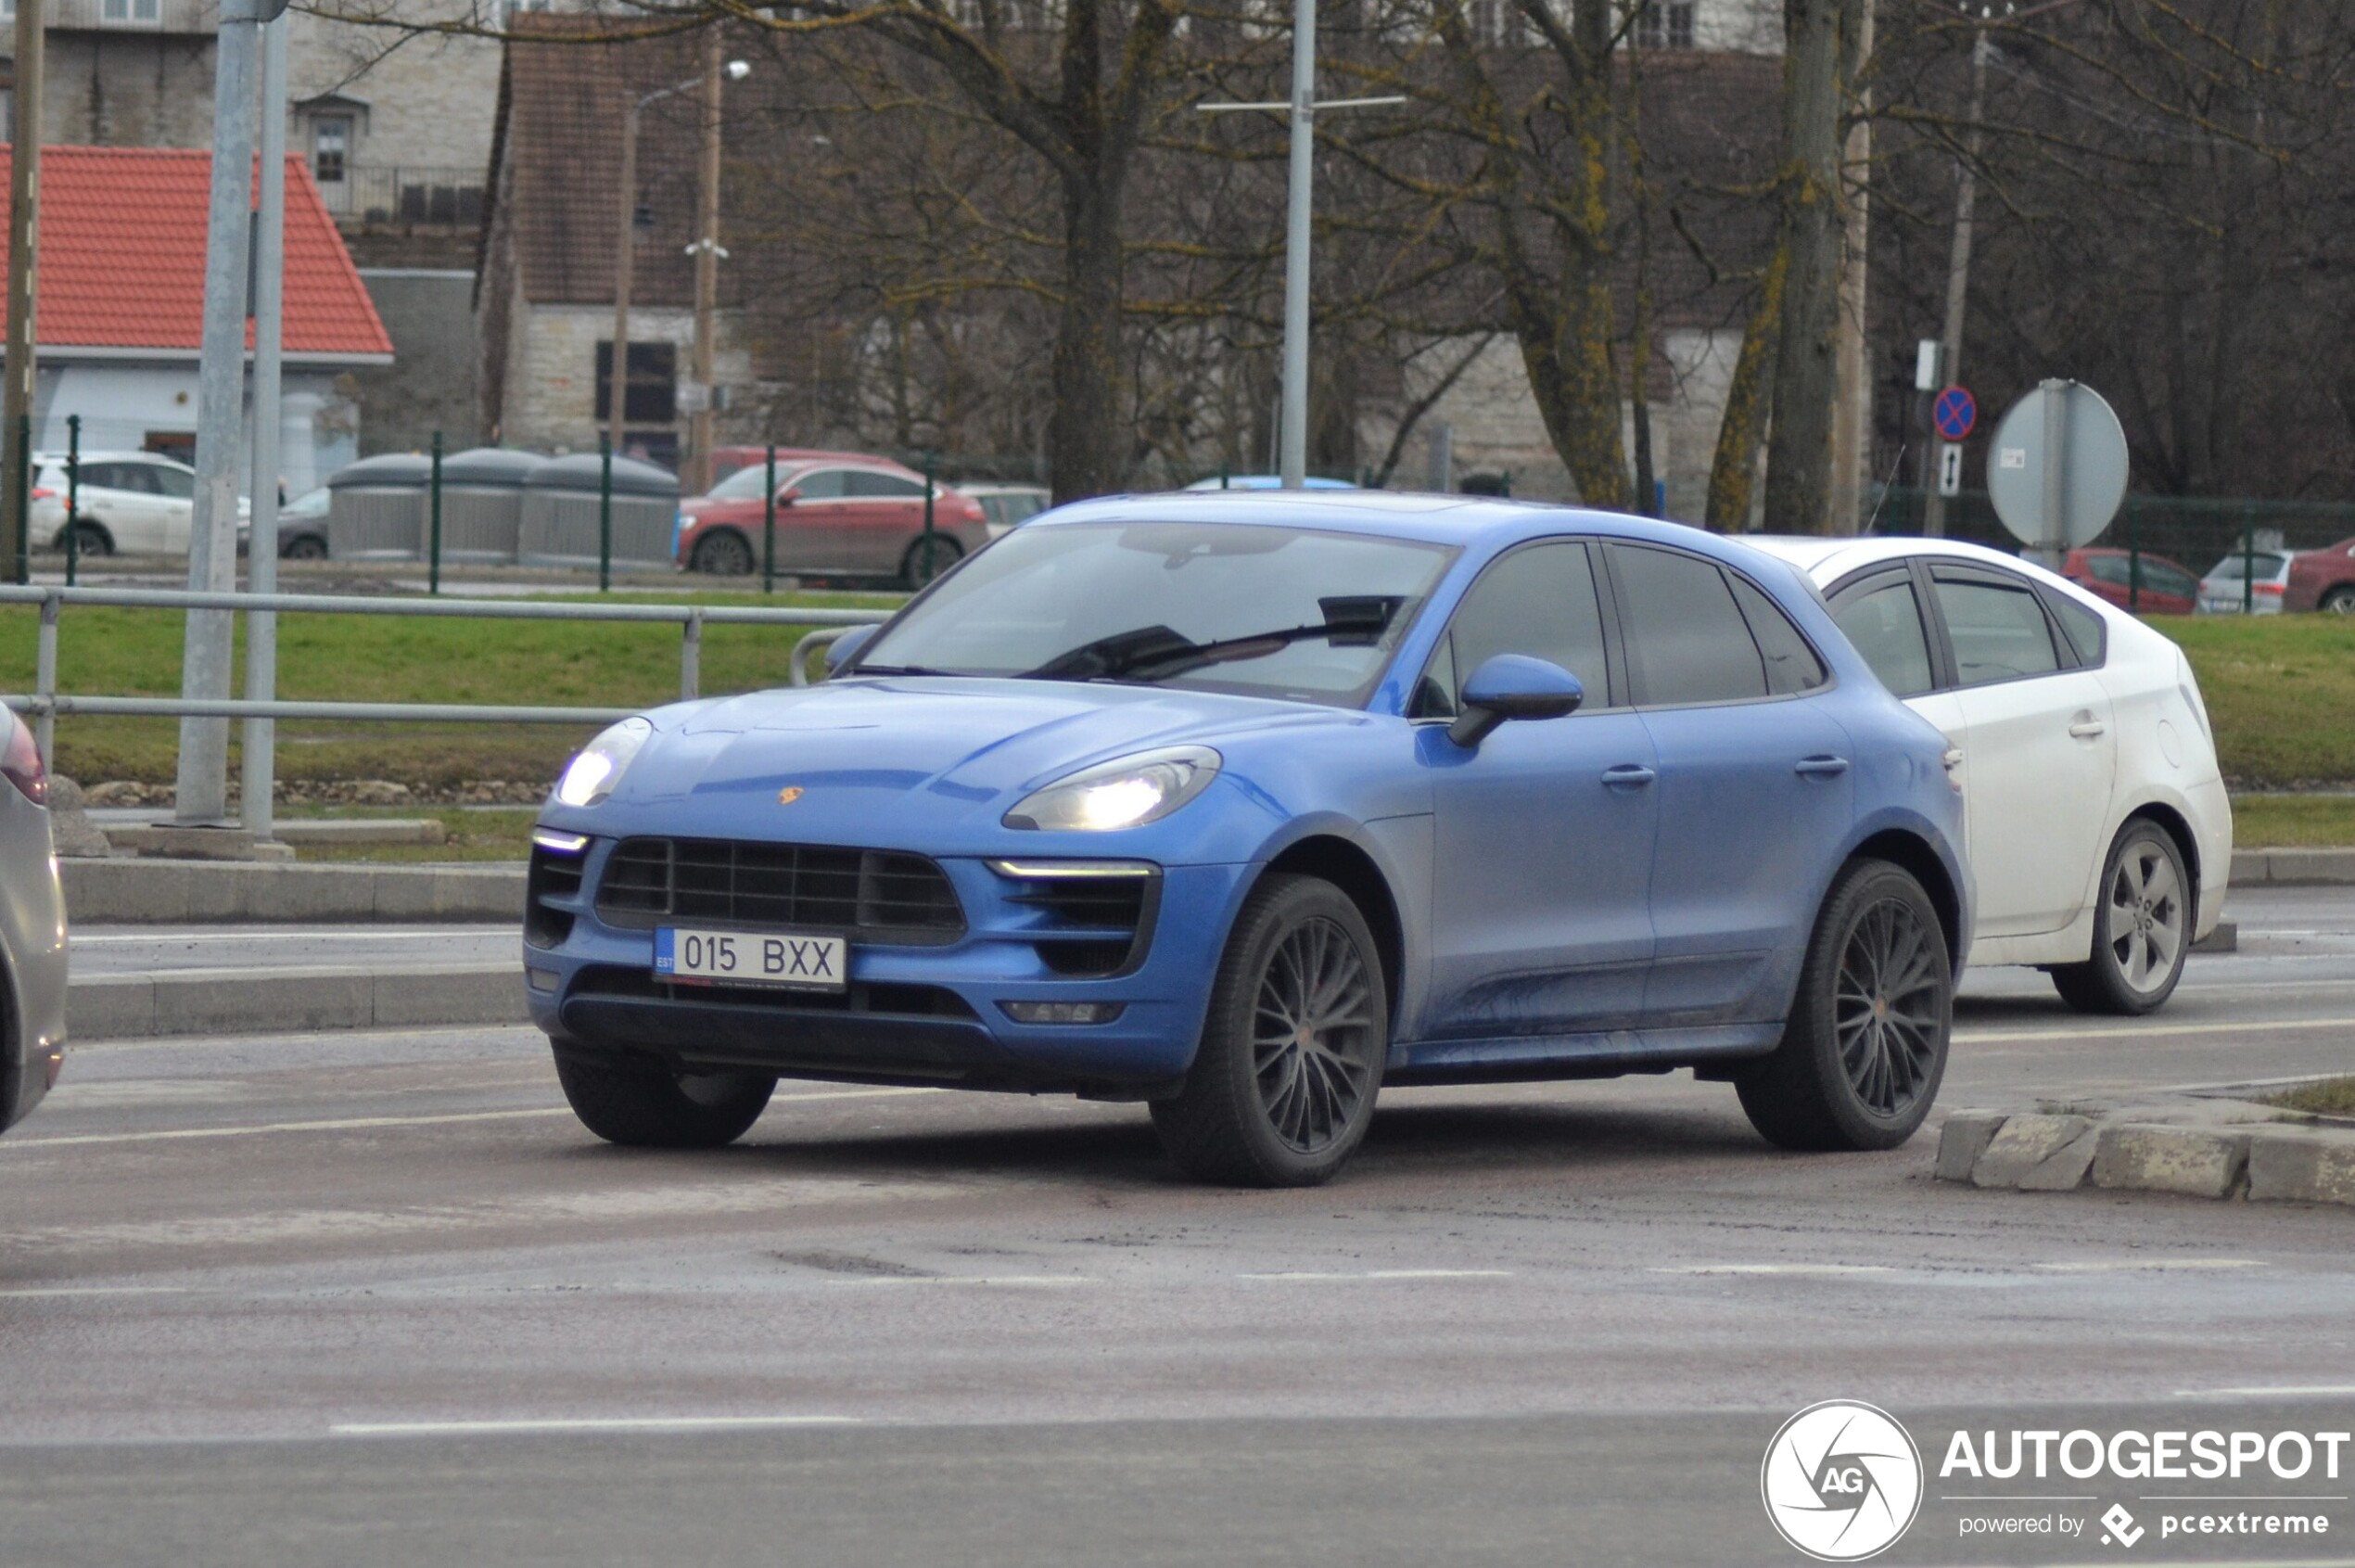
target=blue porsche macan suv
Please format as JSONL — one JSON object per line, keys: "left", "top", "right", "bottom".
{"left": 527, "top": 493, "right": 1970, "bottom": 1186}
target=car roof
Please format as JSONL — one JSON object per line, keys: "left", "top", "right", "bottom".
{"left": 956, "top": 482, "right": 1049, "bottom": 496}
{"left": 33, "top": 449, "right": 186, "bottom": 464}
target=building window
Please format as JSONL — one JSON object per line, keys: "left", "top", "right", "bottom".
{"left": 593, "top": 340, "right": 680, "bottom": 429}
{"left": 1636, "top": 0, "right": 1695, "bottom": 47}
{"left": 313, "top": 116, "right": 351, "bottom": 185}
{"left": 99, "top": 0, "right": 162, "bottom": 20}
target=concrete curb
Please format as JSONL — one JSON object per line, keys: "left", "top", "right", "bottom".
{"left": 2231, "top": 848, "right": 2355, "bottom": 886}
{"left": 1936, "top": 1105, "right": 2355, "bottom": 1208}
{"left": 63, "top": 860, "right": 525, "bottom": 924}
{"left": 70, "top": 963, "right": 529, "bottom": 1040}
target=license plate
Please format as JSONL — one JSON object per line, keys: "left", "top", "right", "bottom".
{"left": 655, "top": 927, "right": 848, "bottom": 991}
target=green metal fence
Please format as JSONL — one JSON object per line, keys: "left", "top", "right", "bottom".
{"left": 1874, "top": 487, "right": 2355, "bottom": 571}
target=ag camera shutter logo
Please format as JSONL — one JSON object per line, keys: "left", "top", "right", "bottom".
{"left": 1762, "top": 1400, "right": 1925, "bottom": 1561}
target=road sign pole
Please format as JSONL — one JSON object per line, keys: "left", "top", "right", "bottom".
{"left": 761, "top": 443, "right": 776, "bottom": 595}
{"left": 2037, "top": 379, "right": 2071, "bottom": 568}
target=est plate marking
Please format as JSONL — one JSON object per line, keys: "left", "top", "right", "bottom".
{"left": 656, "top": 928, "right": 848, "bottom": 991}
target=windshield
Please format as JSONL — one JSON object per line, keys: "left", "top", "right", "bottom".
{"left": 706, "top": 463, "right": 791, "bottom": 502}
{"left": 854, "top": 519, "right": 1455, "bottom": 708}
{"left": 2208, "top": 553, "right": 2287, "bottom": 580}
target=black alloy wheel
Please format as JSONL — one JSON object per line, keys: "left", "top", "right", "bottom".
{"left": 1738, "top": 859, "right": 1953, "bottom": 1152}
{"left": 1152, "top": 873, "right": 1389, "bottom": 1187}
{"left": 691, "top": 529, "right": 757, "bottom": 576}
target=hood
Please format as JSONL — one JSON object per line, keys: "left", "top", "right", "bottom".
{"left": 604, "top": 677, "right": 1359, "bottom": 839}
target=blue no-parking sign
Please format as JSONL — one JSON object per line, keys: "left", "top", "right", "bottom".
{"left": 1932, "top": 386, "right": 1978, "bottom": 443}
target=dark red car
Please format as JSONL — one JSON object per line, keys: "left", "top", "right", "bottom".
{"left": 2285, "top": 536, "right": 2355, "bottom": 614}
{"left": 677, "top": 453, "right": 987, "bottom": 586}
{"left": 2059, "top": 547, "right": 2199, "bottom": 616}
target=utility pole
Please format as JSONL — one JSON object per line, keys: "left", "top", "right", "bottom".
{"left": 1828, "top": 0, "right": 1875, "bottom": 535}
{"left": 1922, "top": 26, "right": 1990, "bottom": 539}
{"left": 2, "top": 0, "right": 46, "bottom": 581}
{"left": 606, "top": 91, "right": 642, "bottom": 464}
{"left": 685, "top": 31, "right": 724, "bottom": 497}
{"left": 175, "top": 0, "right": 274, "bottom": 827}
{"left": 241, "top": 11, "right": 287, "bottom": 845}
{"left": 1199, "top": 19, "right": 1399, "bottom": 489}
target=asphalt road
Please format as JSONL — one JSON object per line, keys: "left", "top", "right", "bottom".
{"left": 4, "top": 886, "right": 2351, "bottom": 1567}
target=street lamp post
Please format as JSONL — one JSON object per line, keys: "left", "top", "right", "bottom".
{"left": 609, "top": 55, "right": 748, "bottom": 469}
{"left": 1200, "top": 6, "right": 1400, "bottom": 490}
{"left": 685, "top": 45, "right": 751, "bottom": 497}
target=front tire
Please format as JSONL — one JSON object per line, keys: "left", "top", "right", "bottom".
{"left": 1737, "top": 859, "right": 1952, "bottom": 1152}
{"left": 1151, "top": 873, "right": 1388, "bottom": 1187}
{"left": 553, "top": 1050, "right": 774, "bottom": 1148}
{"left": 2050, "top": 819, "right": 2190, "bottom": 1015}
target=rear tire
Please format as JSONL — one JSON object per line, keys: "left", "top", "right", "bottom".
{"left": 690, "top": 529, "right": 756, "bottom": 576}
{"left": 900, "top": 534, "right": 963, "bottom": 589}
{"left": 1151, "top": 873, "right": 1388, "bottom": 1187}
{"left": 2050, "top": 819, "right": 2190, "bottom": 1015}
{"left": 1737, "top": 859, "right": 1952, "bottom": 1152}
{"left": 553, "top": 1049, "right": 774, "bottom": 1148}
{"left": 2323, "top": 585, "right": 2355, "bottom": 615}
{"left": 64, "top": 520, "right": 112, "bottom": 557}
{"left": 281, "top": 532, "right": 328, "bottom": 561}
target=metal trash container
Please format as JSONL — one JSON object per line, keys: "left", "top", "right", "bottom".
{"left": 518, "top": 453, "right": 681, "bottom": 572}
{"left": 326, "top": 453, "right": 432, "bottom": 560}
{"left": 438, "top": 448, "right": 544, "bottom": 564}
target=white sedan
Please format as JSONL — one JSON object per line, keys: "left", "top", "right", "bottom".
{"left": 1750, "top": 536, "right": 2230, "bottom": 1014}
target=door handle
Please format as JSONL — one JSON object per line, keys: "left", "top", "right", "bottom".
{"left": 2068, "top": 719, "right": 2107, "bottom": 739}
{"left": 1793, "top": 755, "right": 1850, "bottom": 778}
{"left": 1601, "top": 764, "right": 1657, "bottom": 788}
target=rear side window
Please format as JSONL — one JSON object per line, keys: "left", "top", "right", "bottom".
{"left": 1609, "top": 543, "right": 1768, "bottom": 707}
{"left": 2044, "top": 591, "right": 2107, "bottom": 666}
{"left": 1933, "top": 574, "right": 2061, "bottom": 685}
{"left": 1725, "top": 575, "right": 1827, "bottom": 695}
{"left": 1829, "top": 574, "right": 1936, "bottom": 697}
{"left": 847, "top": 471, "right": 925, "bottom": 499}
{"left": 1418, "top": 540, "right": 1610, "bottom": 718}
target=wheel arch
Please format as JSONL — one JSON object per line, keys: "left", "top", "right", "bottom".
{"left": 60, "top": 516, "right": 114, "bottom": 553}
{"left": 1851, "top": 828, "right": 1965, "bottom": 971}
{"left": 2119, "top": 800, "right": 2201, "bottom": 929}
{"left": 1258, "top": 834, "right": 1407, "bottom": 1026}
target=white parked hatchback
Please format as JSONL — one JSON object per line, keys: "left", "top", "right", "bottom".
{"left": 1750, "top": 536, "right": 2230, "bottom": 1014}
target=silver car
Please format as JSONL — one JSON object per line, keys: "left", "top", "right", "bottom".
{"left": 1, "top": 708, "right": 68, "bottom": 1132}
{"left": 2198, "top": 548, "right": 2296, "bottom": 615}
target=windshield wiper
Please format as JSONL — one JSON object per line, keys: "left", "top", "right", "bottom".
{"left": 848, "top": 663, "right": 974, "bottom": 677}
{"left": 1021, "top": 596, "right": 1407, "bottom": 684}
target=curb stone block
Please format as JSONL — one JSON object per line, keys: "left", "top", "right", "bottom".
{"left": 1973, "top": 1114, "right": 2094, "bottom": 1190}
{"left": 2091, "top": 1125, "right": 2250, "bottom": 1199}
{"left": 372, "top": 966, "right": 528, "bottom": 1027}
{"left": 1936, "top": 1112, "right": 2007, "bottom": 1183}
{"left": 2260, "top": 848, "right": 2355, "bottom": 886}
{"left": 2017, "top": 1124, "right": 2101, "bottom": 1191}
{"left": 2247, "top": 1132, "right": 2355, "bottom": 1206}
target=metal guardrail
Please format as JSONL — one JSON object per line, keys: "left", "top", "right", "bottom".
{"left": 0, "top": 584, "right": 894, "bottom": 788}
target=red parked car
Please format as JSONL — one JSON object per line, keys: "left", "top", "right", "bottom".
{"left": 676, "top": 453, "right": 987, "bottom": 586}
{"left": 2059, "top": 547, "right": 2199, "bottom": 615}
{"left": 2285, "top": 535, "right": 2355, "bottom": 614}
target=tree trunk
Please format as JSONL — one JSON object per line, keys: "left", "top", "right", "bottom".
{"left": 1707, "top": 239, "right": 1787, "bottom": 532}
{"left": 1049, "top": 168, "right": 1129, "bottom": 503}
{"left": 1762, "top": 0, "right": 1849, "bottom": 534}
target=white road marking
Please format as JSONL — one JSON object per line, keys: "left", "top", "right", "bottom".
{"left": 2175, "top": 1385, "right": 2355, "bottom": 1398}
{"left": 1649, "top": 1264, "right": 1894, "bottom": 1276}
{"left": 331, "top": 1415, "right": 861, "bottom": 1437}
{"left": 0, "top": 1087, "right": 940, "bottom": 1151}
{"left": 0, "top": 1285, "right": 188, "bottom": 1299}
{"left": 74, "top": 930, "right": 486, "bottom": 945}
{"left": 825, "top": 1276, "right": 1096, "bottom": 1288}
{"left": 1957, "top": 1017, "right": 2355, "bottom": 1047}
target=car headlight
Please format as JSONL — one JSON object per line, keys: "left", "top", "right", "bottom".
{"left": 553, "top": 717, "right": 654, "bottom": 807}
{"left": 1004, "top": 745, "right": 1221, "bottom": 832}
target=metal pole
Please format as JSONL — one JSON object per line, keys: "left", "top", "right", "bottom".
{"left": 63, "top": 415, "right": 79, "bottom": 586}
{"left": 598, "top": 434, "right": 613, "bottom": 593}
{"left": 2127, "top": 503, "right": 2141, "bottom": 614}
{"left": 920, "top": 449, "right": 936, "bottom": 580}
{"left": 176, "top": 0, "right": 262, "bottom": 826}
{"left": 686, "top": 30, "right": 724, "bottom": 498}
{"left": 2243, "top": 519, "right": 2254, "bottom": 616}
{"left": 761, "top": 441, "right": 775, "bottom": 593}
{"left": 241, "top": 7, "right": 287, "bottom": 845}
{"left": 427, "top": 430, "right": 443, "bottom": 595}
{"left": 0, "top": 0, "right": 45, "bottom": 586}
{"left": 11, "top": 414, "right": 28, "bottom": 585}
{"left": 2037, "top": 378, "right": 2070, "bottom": 570}
{"left": 1277, "top": 0, "right": 1317, "bottom": 491}
{"left": 1922, "top": 28, "right": 1990, "bottom": 540}
{"left": 681, "top": 606, "right": 702, "bottom": 700}
{"left": 1827, "top": 0, "right": 1875, "bottom": 535}
{"left": 608, "top": 104, "right": 640, "bottom": 466}
{"left": 33, "top": 591, "right": 56, "bottom": 765}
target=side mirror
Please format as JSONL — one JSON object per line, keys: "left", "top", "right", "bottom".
{"left": 1448, "top": 654, "right": 1584, "bottom": 748}
{"left": 823, "top": 623, "right": 880, "bottom": 676}
{"left": 777, "top": 488, "right": 803, "bottom": 507}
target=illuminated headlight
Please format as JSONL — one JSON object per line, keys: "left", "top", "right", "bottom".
{"left": 1003, "top": 746, "right": 1221, "bottom": 833}
{"left": 554, "top": 717, "right": 654, "bottom": 808}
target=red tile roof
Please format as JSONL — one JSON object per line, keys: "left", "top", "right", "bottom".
{"left": 0, "top": 145, "right": 393, "bottom": 360}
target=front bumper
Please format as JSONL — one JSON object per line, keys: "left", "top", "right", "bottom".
{"left": 0, "top": 791, "right": 68, "bottom": 1132}
{"left": 523, "top": 835, "right": 1253, "bottom": 1094}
